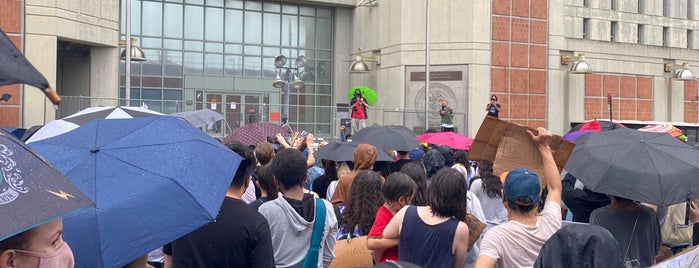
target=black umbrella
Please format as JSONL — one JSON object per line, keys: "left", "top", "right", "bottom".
{"left": 0, "top": 128, "right": 93, "bottom": 241}
{"left": 314, "top": 141, "right": 395, "bottom": 162}
{"left": 565, "top": 128, "right": 699, "bottom": 206}
{"left": 0, "top": 29, "right": 60, "bottom": 105}
{"left": 352, "top": 124, "right": 420, "bottom": 151}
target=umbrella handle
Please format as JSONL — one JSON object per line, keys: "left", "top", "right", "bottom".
{"left": 44, "top": 87, "right": 62, "bottom": 105}
{"left": 686, "top": 192, "right": 692, "bottom": 226}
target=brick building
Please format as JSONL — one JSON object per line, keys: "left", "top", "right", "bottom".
{"left": 0, "top": 0, "right": 697, "bottom": 141}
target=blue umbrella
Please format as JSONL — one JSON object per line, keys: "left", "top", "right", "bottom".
{"left": 1, "top": 127, "right": 26, "bottom": 140}
{"left": 0, "top": 128, "right": 93, "bottom": 241}
{"left": 29, "top": 116, "right": 242, "bottom": 268}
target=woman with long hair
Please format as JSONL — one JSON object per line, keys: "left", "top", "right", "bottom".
{"left": 249, "top": 164, "right": 280, "bottom": 210}
{"left": 312, "top": 159, "right": 338, "bottom": 200}
{"left": 470, "top": 160, "right": 507, "bottom": 227}
{"left": 383, "top": 168, "right": 470, "bottom": 268}
{"left": 400, "top": 161, "right": 429, "bottom": 206}
{"left": 336, "top": 170, "right": 384, "bottom": 239}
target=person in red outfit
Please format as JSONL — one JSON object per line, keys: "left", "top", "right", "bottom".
{"left": 366, "top": 172, "right": 416, "bottom": 263}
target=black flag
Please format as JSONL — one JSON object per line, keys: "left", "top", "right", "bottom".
{"left": 0, "top": 29, "right": 60, "bottom": 105}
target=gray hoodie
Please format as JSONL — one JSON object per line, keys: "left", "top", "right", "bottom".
{"left": 259, "top": 196, "right": 338, "bottom": 268}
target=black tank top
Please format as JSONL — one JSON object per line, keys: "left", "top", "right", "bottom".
{"left": 398, "top": 205, "right": 458, "bottom": 267}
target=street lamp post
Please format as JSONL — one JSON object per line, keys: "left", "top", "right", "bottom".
{"left": 272, "top": 55, "right": 306, "bottom": 128}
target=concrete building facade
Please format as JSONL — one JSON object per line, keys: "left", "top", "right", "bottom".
{"left": 0, "top": 0, "right": 697, "bottom": 141}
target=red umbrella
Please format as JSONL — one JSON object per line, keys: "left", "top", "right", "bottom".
{"left": 417, "top": 132, "right": 474, "bottom": 150}
{"left": 222, "top": 122, "right": 289, "bottom": 146}
{"left": 569, "top": 119, "right": 626, "bottom": 133}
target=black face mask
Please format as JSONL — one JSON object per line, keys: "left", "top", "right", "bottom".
{"left": 355, "top": 94, "right": 360, "bottom": 97}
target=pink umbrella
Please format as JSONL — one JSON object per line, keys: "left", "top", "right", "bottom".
{"left": 417, "top": 132, "right": 474, "bottom": 150}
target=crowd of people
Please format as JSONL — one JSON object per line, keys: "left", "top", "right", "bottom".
{"left": 164, "top": 126, "right": 698, "bottom": 267}
{"left": 4, "top": 112, "right": 699, "bottom": 268}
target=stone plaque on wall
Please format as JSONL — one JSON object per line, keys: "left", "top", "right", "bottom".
{"left": 405, "top": 65, "right": 469, "bottom": 133}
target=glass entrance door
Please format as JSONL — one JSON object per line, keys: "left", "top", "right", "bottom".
{"left": 204, "top": 92, "right": 264, "bottom": 138}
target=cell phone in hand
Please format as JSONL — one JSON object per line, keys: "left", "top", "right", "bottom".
{"left": 300, "top": 130, "right": 308, "bottom": 138}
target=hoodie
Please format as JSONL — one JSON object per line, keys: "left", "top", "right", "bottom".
{"left": 330, "top": 144, "right": 378, "bottom": 206}
{"left": 534, "top": 224, "right": 623, "bottom": 268}
{"left": 259, "top": 195, "right": 338, "bottom": 268}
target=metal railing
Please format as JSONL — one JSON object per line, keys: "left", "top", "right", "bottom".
{"left": 51, "top": 96, "right": 470, "bottom": 141}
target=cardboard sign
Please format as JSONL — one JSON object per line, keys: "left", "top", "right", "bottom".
{"left": 653, "top": 244, "right": 699, "bottom": 267}
{"left": 468, "top": 116, "right": 575, "bottom": 186}
{"left": 329, "top": 236, "right": 373, "bottom": 268}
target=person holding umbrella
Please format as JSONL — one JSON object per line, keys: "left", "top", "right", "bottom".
{"left": 165, "top": 142, "right": 274, "bottom": 267}
{"left": 350, "top": 89, "right": 370, "bottom": 134}
{"left": 588, "top": 196, "right": 661, "bottom": 268}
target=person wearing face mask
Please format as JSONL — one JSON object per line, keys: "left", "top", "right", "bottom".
{"left": 0, "top": 218, "right": 74, "bottom": 268}
{"left": 350, "top": 89, "right": 369, "bottom": 134}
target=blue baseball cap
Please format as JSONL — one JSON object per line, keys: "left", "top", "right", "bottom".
{"left": 502, "top": 167, "right": 541, "bottom": 206}
{"left": 408, "top": 148, "right": 424, "bottom": 161}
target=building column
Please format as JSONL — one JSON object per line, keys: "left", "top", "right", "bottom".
{"left": 22, "top": 34, "right": 57, "bottom": 127}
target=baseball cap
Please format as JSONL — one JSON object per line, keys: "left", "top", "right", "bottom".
{"left": 501, "top": 167, "right": 541, "bottom": 206}
{"left": 408, "top": 148, "right": 424, "bottom": 161}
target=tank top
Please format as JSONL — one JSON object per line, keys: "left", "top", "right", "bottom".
{"left": 398, "top": 205, "right": 458, "bottom": 267}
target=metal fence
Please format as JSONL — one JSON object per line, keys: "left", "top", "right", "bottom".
{"left": 53, "top": 95, "right": 470, "bottom": 141}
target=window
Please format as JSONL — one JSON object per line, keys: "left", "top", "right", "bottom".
{"left": 611, "top": 0, "right": 617, "bottom": 10}
{"left": 583, "top": 18, "right": 590, "bottom": 39}
{"left": 637, "top": 24, "right": 644, "bottom": 44}
{"left": 119, "top": 0, "right": 334, "bottom": 134}
{"left": 611, "top": 21, "right": 617, "bottom": 42}
{"left": 638, "top": 0, "right": 644, "bottom": 14}
{"left": 689, "top": 30, "right": 694, "bottom": 49}
{"left": 663, "top": 27, "right": 669, "bottom": 47}
{"left": 690, "top": 0, "right": 695, "bottom": 19}
{"left": 584, "top": 0, "right": 589, "bottom": 7}
{"left": 663, "top": 0, "right": 669, "bottom": 16}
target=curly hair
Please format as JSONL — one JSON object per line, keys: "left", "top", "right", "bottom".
{"left": 342, "top": 170, "right": 384, "bottom": 235}
{"left": 478, "top": 160, "right": 502, "bottom": 199}
{"left": 400, "top": 161, "right": 429, "bottom": 206}
{"left": 429, "top": 168, "right": 469, "bottom": 222}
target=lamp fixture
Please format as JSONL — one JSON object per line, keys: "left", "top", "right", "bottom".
{"left": 664, "top": 62, "right": 695, "bottom": 80}
{"left": 274, "top": 55, "right": 288, "bottom": 69}
{"left": 119, "top": 37, "right": 147, "bottom": 62}
{"left": 561, "top": 53, "right": 593, "bottom": 74}
{"left": 273, "top": 55, "right": 306, "bottom": 124}
{"left": 0, "top": 93, "right": 11, "bottom": 102}
{"left": 349, "top": 49, "right": 381, "bottom": 73}
{"left": 272, "top": 74, "right": 285, "bottom": 88}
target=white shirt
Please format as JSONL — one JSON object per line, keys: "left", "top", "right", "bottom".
{"left": 479, "top": 202, "right": 562, "bottom": 268}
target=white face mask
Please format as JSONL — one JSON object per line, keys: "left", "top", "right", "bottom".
{"left": 14, "top": 241, "right": 75, "bottom": 268}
